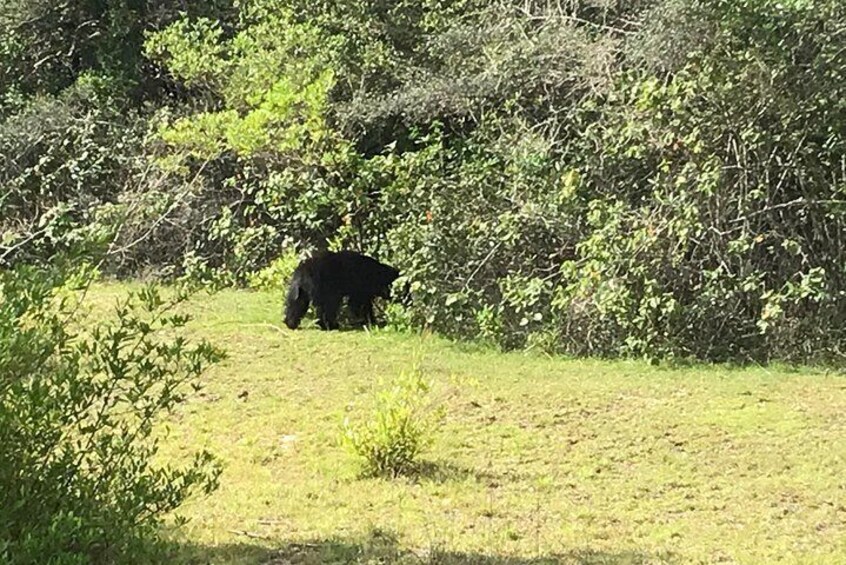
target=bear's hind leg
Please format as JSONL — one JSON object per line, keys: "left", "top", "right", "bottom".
{"left": 349, "top": 294, "right": 376, "bottom": 327}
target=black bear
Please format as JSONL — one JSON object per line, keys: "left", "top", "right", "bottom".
{"left": 284, "top": 250, "right": 400, "bottom": 330}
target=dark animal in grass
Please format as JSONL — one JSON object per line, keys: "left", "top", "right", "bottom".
{"left": 284, "top": 250, "right": 400, "bottom": 330}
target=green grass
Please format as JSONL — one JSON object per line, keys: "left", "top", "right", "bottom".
{"left": 88, "top": 284, "right": 846, "bottom": 564}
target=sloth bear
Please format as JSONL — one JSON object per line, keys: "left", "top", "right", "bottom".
{"left": 284, "top": 250, "right": 401, "bottom": 330}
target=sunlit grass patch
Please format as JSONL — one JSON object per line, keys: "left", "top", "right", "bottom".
{"left": 83, "top": 283, "right": 846, "bottom": 564}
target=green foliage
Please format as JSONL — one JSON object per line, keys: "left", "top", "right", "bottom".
{"left": 0, "top": 77, "right": 143, "bottom": 266}
{"left": 341, "top": 365, "right": 445, "bottom": 478}
{"left": 147, "top": 6, "right": 343, "bottom": 161}
{"left": 5, "top": 0, "right": 846, "bottom": 363}
{"left": 0, "top": 0, "right": 236, "bottom": 273}
{"left": 0, "top": 266, "right": 224, "bottom": 563}
{"left": 247, "top": 247, "right": 299, "bottom": 291}
{"left": 541, "top": 0, "right": 846, "bottom": 362}
{"left": 133, "top": 4, "right": 357, "bottom": 279}
{"left": 372, "top": 0, "right": 846, "bottom": 363}
{"left": 0, "top": 0, "right": 232, "bottom": 105}
{"left": 143, "top": 18, "right": 227, "bottom": 90}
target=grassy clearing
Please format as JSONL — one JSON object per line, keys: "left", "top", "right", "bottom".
{"left": 86, "top": 284, "right": 846, "bottom": 564}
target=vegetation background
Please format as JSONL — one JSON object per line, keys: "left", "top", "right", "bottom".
{"left": 3, "top": 0, "right": 846, "bottom": 562}
{"left": 5, "top": 0, "right": 846, "bottom": 364}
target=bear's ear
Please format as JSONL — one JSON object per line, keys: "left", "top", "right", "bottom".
{"left": 288, "top": 284, "right": 302, "bottom": 301}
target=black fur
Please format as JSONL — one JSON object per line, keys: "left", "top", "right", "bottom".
{"left": 284, "top": 250, "right": 401, "bottom": 330}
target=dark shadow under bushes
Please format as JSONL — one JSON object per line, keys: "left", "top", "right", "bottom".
{"left": 166, "top": 529, "right": 675, "bottom": 565}
{"left": 409, "top": 460, "right": 534, "bottom": 487}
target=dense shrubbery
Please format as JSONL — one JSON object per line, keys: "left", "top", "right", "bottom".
{"left": 4, "top": 0, "right": 846, "bottom": 363}
{"left": 0, "top": 262, "right": 223, "bottom": 563}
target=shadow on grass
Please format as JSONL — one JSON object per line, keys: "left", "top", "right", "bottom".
{"left": 346, "top": 460, "right": 530, "bottom": 486}
{"left": 168, "top": 528, "right": 675, "bottom": 564}
{"left": 410, "top": 460, "right": 532, "bottom": 486}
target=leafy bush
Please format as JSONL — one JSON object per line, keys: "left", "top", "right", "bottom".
{"left": 372, "top": 0, "right": 846, "bottom": 364}
{"left": 0, "top": 265, "right": 224, "bottom": 563}
{"left": 543, "top": 0, "right": 846, "bottom": 363}
{"left": 247, "top": 247, "right": 300, "bottom": 291}
{"left": 341, "top": 365, "right": 445, "bottom": 478}
{"left": 138, "top": 6, "right": 353, "bottom": 278}
{"left": 0, "top": 77, "right": 144, "bottom": 267}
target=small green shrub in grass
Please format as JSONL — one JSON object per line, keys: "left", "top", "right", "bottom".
{"left": 341, "top": 365, "right": 445, "bottom": 478}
